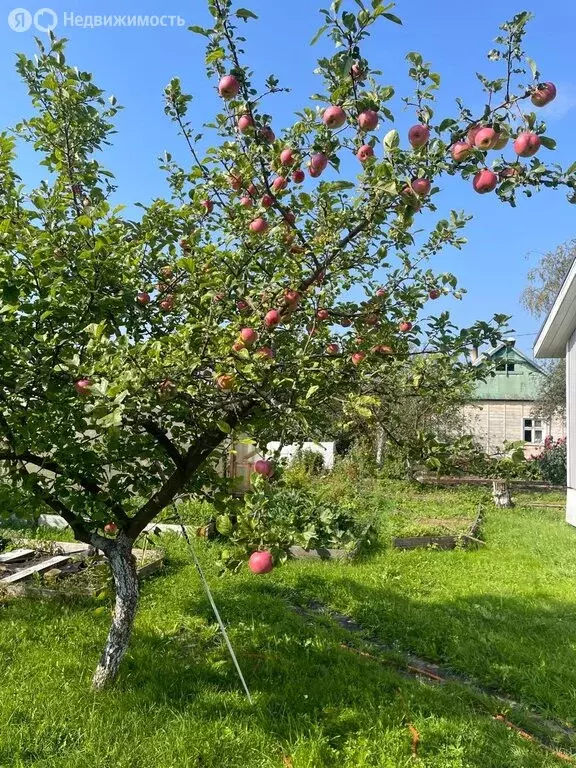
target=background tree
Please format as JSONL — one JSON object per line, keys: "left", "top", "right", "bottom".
{"left": 0, "top": 1, "right": 574, "bottom": 689}
{"left": 521, "top": 238, "right": 574, "bottom": 421}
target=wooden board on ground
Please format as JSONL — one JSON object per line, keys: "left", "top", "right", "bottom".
{"left": 288, "top": 524, "right": 373, "bottom": 561}
{"left": 0, "top": 548, "right": 35, "bottom": 564}
{"left": 0, "top": 555, "right": 71, "bottom": 584}
{"left": 0, "top": 541, "right": 164, "bottom": 598}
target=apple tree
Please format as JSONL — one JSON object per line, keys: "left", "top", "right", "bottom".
{"left": 0, "top": 1, "right": 574, "bottom": 688}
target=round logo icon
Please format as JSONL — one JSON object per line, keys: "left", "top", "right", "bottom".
{"left": 34, "top": 7, "right": 57, "bottom": 32}
{"left": 8, "top": 8, "right": 32, "bottom": 31}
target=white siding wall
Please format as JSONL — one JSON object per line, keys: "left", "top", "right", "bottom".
{"left": 567, "top": 331, "right": 576, "bottom": 525}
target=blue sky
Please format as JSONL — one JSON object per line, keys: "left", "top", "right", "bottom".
{"left": 0, "top": 0, "right": 575, "bottom": 357}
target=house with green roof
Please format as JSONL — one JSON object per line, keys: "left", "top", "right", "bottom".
{"left": 461, "top": 339, "right": 565, "bottom": 456}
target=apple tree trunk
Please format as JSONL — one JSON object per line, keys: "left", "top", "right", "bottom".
{"left": 92, "top": 532, "right": 139, "bottom": 690}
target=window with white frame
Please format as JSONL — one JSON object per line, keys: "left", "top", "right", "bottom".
{"left": 523, "top": 418, "right": 544, "bottom": 444}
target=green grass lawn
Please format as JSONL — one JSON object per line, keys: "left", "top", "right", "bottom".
{"left": 1, "top": 486, "right": 576, "bottom": 767}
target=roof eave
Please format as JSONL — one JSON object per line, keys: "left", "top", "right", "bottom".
{"left": 534, "top": 256, "right": 576, "bottom": 359}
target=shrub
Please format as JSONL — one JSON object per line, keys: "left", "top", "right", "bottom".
{"left": 531, "top": 437, "right": 567, "bottom": 485}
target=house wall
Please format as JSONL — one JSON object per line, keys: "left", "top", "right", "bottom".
{"left": 567, "top": 330, "right": 576, "bottom": 526}
{"left": 461, "top": 400, "right": 565, "bottom": 457}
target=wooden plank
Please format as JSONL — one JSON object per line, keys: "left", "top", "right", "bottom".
{"left": 0, "top": 555, "right": 70, "bottom": 585}
{"left": 392, "top": 536, "right": 457, "bottom": 551}
{"left": 0, "top": 549, "right": 35, "bottom": 564}
{"left": 289, "top": 545, "right": 352, "bottom": 561}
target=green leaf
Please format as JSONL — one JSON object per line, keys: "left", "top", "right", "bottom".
{"left": 539, "top": 136, "right": 556, "bottom": 151}
{"left": 320, "top": 180, "right": 355, "bottom": 192}
{"left": 310, "top": 24, "right": 329, "bottom": 45}
{"left": 383, "top": 12, "right": 402, "bottom": 24}
{"left": 236, "top": 8, "right": 258, "bottom": 21}
{"left": 526, "top": 57, "right": 538, "bottom": 80}
{"left": 206, "top": 48, "right": 225, "bottom": 64}
{"left": 76, "top": 214, "right": 93, "bottom": 228}
{"left": 306, "top": 385, "right": 320, "bottom": 399}
{"left": 566, "top": 160, "right": 576, "bottom": 176}
{"left": 217, "top": 420, "right": 232, "bottom": 433}
{"left": 383, "top": 128, "right": 399, "bottom": 151}
{"left": 188, "top": 25, "right": 210, "bottom": 36}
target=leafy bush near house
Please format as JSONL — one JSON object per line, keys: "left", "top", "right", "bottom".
{"left": 531, "top": 437, "right": 567, "bottom": 485}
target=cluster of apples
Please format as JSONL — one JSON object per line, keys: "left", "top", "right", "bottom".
{"left": 450, "top": 82, "right": 557, "bottom": 194}
{"left": 135, "top": 264, "right": 179, "bottom": 313}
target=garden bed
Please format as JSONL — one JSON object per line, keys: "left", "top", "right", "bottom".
{"left": 0, "top": 540, "right": 163, "bottom": 598}
{"left": 391, "top": 505, "right": 483, "bottom": 550}
{"left": 416, "top": 475, "right": 566, "bottom": 492}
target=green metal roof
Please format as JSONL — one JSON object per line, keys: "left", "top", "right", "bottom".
{"left": 472, "top": 343, "right": 547, "bottom": 401}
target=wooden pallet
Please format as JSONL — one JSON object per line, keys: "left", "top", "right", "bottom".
{"left": 0, "top": 541, "right": 163, "bottom": 598}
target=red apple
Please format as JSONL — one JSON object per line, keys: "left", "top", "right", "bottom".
{"left": 254, "top": 459, "right": 274, "bottom": 477}
{"left": 326, "top": 342, "right": 339, "bottom": 355}
{"left": 531, "top": 82, "right": 557, "bottom": 107}
{"left": 310, "top": 152, "right": 329, "bottom": 173}
{"left": 218, "top": 74, "right": 240, "bottom": 100}
{"left": 340, "top": 317, "right": 352, "bottom": 328}
{"left": 358, "top": 109, "right": 378, "bottom": 131}
{"left": 365, "top": 314, "right": 379, "bottom": 326}
{"left": 201, "top": 199, "right": 213, "bottom": 214}
{"left": 217, "top": 374, "right": 236, "bottom": 391}
{"left": 474, "top": 126, "right": 497, "bottom": 150}
{"left": 137, "top": 292, "right": 150, "bottom": 306}
{"left": 323, "top": 105, "right": 347, "bottom": 129}
{"left": 282, "top": 211, "right": 296, "bottom": 225}
{"left": 104, "top": 522, "right": 118, "bottom": 535}
{"left": 376, "top": 287, "right": 387, "bottom": 298}
{"left": 351, "top": 352, "right": 366, "bottom": 366}
{"left": 411, "top": 178, "right": 431, "bottom": 196}
{"left": 260, "top": 126, "right": 276, "bottom": 144}
{"left": 240, "top": 196, "right": 253, "bottom": 208}
{"left": 408, "top": 124, "right": 430, "bottom": 148}
{"left": 473, "top": 169, "right": 498, "bottom": 194}
{"left": 237, "top": 299, "right": 249, "bottom": 313}
{"left": 240, "top": 327, "right": 258, "bottom": 346}
{"left": 317, "top": 309, "right": 330, "bottom": 321}
{"left": 272, "top": 176, "right": 288, "bottom": 192}
{"left": 237, "top": 114, "right": 254, "bottom": 133}
{"left": 292, "top": 169, "right": 305, "bottom": 183}
{"left": 372, "top": 344, "right": 393, "bottom": 355}
{"left": 264, "top": 309, "right": 281, "bottom": 328}
{"left": 249, "top": 217, "right": 268, "bottom": 234}
{"left": 399, "top": 321, "right": 413, "bottom": 333}
{"left": 350, "top": 62, "right": 365, "bottom": 82}
{"left": 261, "top": 194, "right": 274, "bottom": 208}
{"left": 499, "top": 166, "right": 519, "bottom": 179}
{"left": 467, "top": 124, "right": 481, "bottom": 146}
{"left": 451, "top": 141, "right": 473, "bottom": 162}
{"left": 357, "top": 144, "right": 374, "bottom": 163}
{"left": 229, "top": 174, "right": 242, "bottom": 191}
{"left": 309, "top": 166, "right": 321, "bottom": 178}
{"left": 280, "top": 148, "right": 296, "bottom": 166}
{"left": 255, "top": 346, "right": 275, "bottom": 360}
{"left": 284, "top": 289, "right": 300, "bottom": 305}
{"left": 160, "top": 295, "right": 175, "bottom": 312}
{"left": 74, "top": 379, "right": 91, "bottom": 396}
{"left": 514, "top": 132, "right": 541, "bottom": 158}
{"left": 247, "top": 183, "right": 258, "bottom": 196}
{"left": 248, "top": 550, "right": 274, "bottom": 574}
{"left": 160, "top": 266, "right": 174, "bottom": 280}
{"left": 429, "top": 289, "right": 441, "bottom": 300}
{"left": 232, "top": 341, "right": 246, "bottom": 353}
